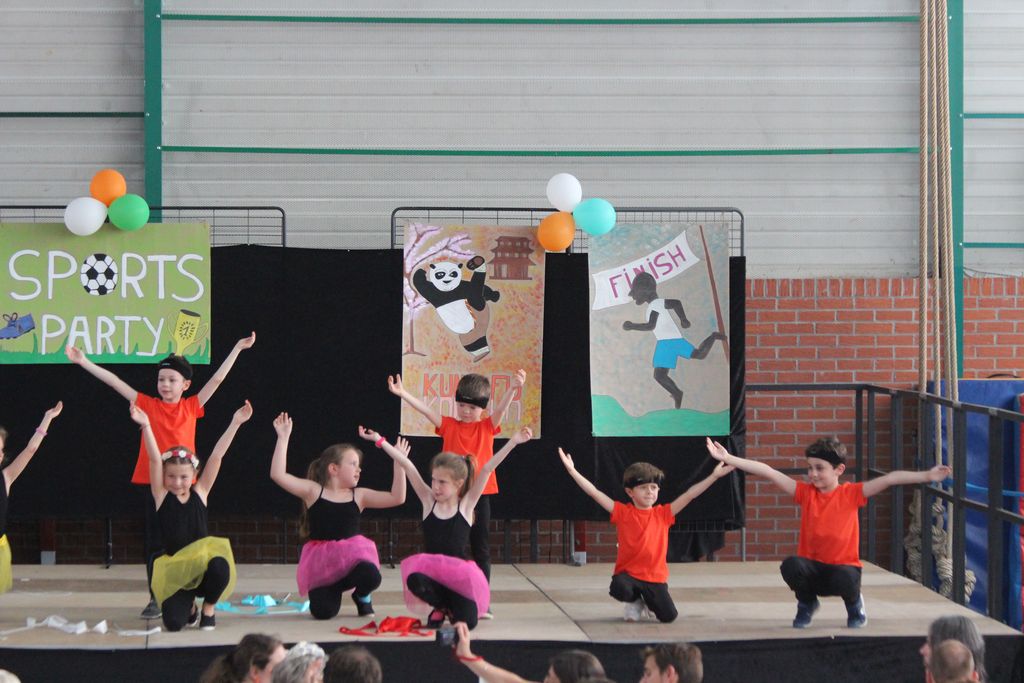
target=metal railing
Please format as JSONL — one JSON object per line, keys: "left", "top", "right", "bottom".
{"left": 0, "top": 205, "right": 286, "bottom": 247}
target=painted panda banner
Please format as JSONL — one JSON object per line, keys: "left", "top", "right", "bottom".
{"left": 589, "top": 222, "right": 730, "bottom": 437}
{"left": 0, "top": 222, "right": 212, "bottom": 364}
{"left": 400, "top": 223, "right": 544, "bottom": 437}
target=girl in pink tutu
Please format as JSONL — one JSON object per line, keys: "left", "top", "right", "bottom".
{"left": 386, "top": 425, "right": 532, "bottom": 630}
{"left": 270, "top": 413, "right": 408, "bottom": 620}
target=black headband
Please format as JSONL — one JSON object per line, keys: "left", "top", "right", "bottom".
{"left": 625, "top": 475, "right": 664, "bottom": 488}
{"left": 806, "top": 448, "right": 844, "bottom": 467}
{"left": 455, "top": 393, "right": 489, "bottom": 409}
{"left": 158, "top": 353, "right": 193, "bottom": 380}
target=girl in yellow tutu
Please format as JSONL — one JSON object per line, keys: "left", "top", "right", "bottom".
{"left": 270, "top": 412, "right": 408, "bottom": 619}
{"left": 1, "top": 401, "right": 62, "bottom": 594}
{"left": 129, "top": 399, "right": 251, "bottom": 631}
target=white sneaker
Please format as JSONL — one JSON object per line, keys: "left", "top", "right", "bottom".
{"left": 623, "top": 599, "right": 645, "bottom": 622}
{"left": 641, "top": 605, "right": 656, "bottom": 621}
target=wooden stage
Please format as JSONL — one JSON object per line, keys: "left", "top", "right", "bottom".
{"left": 1, "top": 561, "right": 1020, "bottom": 682}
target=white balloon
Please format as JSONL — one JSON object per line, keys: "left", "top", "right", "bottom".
{"left": 64, "top": 197, "right": 107, "bottom": 236}
{"left": 546, "top": 173, "right": 583, "bottom": 212}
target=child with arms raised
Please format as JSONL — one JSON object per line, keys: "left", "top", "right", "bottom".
{"left": 706, "top": 436, "right": 951, "bottom": 628}
{"left": 269, "top": 412, "right": 408, "bottom": 619}
{"left": 1, "top": 402, "right": 62, "bottom": 594}
{"left": 67, "top": 333, "right": 255, "bottom": 619}
{"left": 130, "top": 399, "right": 251, "bottom": 631}
{"left": 389, "top": 370, "right": 525, "bottom": 618}
{"left": 558, "top": 447, "right": 734, "bottom": 623}
{"left": 367, "top": 423, "right": 532, "bottom": 630}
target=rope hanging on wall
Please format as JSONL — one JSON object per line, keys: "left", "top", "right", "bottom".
{"left": 908, "top": 0, "right": 974, "bottom": 600}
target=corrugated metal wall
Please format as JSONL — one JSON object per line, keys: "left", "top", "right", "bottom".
{"left": 964, "top": 1, "right": 1024, "bottom": 276}
{"left": 2, "top": 2, "right": 1022, "bottom": 276}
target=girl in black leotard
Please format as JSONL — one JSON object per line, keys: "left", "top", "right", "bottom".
{"left": 375, "top": 424, "right": 531, "bottom": 631}
{"left": 130, "top": 399, "right": 251, "bottom": 632}
{"left": 0, "top": 401, "right": 62, "bottom": 595}
{"left": 269, "top": 413, "right": 408, "bottom": 620}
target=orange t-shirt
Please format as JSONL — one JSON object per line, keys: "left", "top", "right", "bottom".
{"left": 131, "top": 393, "right": 204, "bottom": 484}
{"left": 436, "top": 415, "right": 501, "bottom": 495}
{"left": 610, "top": 501, "right": 675, "bottom": 583}
{"left": 794, "top": 481, "right": 867, "bottom": 567}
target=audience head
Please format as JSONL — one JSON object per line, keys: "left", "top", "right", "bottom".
{"left": 928, "top": 640, "right": 979, "bottom": 683}
{"left": 323, "top": 645, "right": 381, "bottom": 683}
{"left": 200, "top": 633, "right": 286, "bottom": 683}
{"left": 272, "top": 641, "right": 326, "bottom": 683}
{"left": 923, "top": 615, "right": 986, "bottom": 682}
{"left": 546, "top": 649, "right": 605, "bottom": 683}
{"left": 640, "top": 642, "right": 703, "bottom": 683}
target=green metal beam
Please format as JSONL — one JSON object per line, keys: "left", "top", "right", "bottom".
{"left": 160, "top": 145, "right": 917, "bottom": 157}
{"left": 949, "top": 0, "right": 964, "bottom": 376}
{"left": 964, "top": 112, "right": 1024, "bottom": 119}
{"left": 963, "top": 242, "right": 1024, "bottom": 249}
{"left": 160, "top": 13, "right": 918, "bottom": 26}
{"left": 0, "top": 112, "right": 143, "bottom": 118}
{"left": 144, "top": 0, "right": 162, "bottom": 210}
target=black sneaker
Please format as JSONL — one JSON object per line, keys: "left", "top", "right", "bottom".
{"left": 846, "top": 595, "right": 867, "bottom": 628}
{"left": 792, "top": 599, "right": 819, "bottom": 628}
{"left": 199, "top": 613, "right": 216, "bottom": 631}
{"left": 186, "top": 605, "right": 200, "bottom": 629}
{"left": 425, "top": 609, "right": 445, "bottom": 629}
{"left": 351, "top": 593, "right": 375, "bottom": 618}
{"left": 140, "top": 598, "right": 162, "bottom": 620}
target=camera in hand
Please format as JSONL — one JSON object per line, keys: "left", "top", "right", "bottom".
{"left": 436, "top": 624, "right": 459, "bottom": 647}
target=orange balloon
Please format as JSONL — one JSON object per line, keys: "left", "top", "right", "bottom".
{"left": 537, "top": 212, "right": 576, "bottom": 252}
{"left": 90, "top": 168, "right": 127, "bottom": 206}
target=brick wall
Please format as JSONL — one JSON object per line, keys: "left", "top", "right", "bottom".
{"left": 8, "top": 277, "right": 1022, "bottom": 567}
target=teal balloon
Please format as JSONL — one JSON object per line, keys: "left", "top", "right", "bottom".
{"left": 573, "top": 198, "right": 616, "bottom": 235}
{"left": 108, "top": 193, "right": 150, "bottom": 231}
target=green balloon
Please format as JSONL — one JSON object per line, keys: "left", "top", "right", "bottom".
{"left": 108, "top": 193, "right": 150, "bottom": 231}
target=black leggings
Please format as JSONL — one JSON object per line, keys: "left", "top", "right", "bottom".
{"left": 160, "top": 557, "right": 230, "bottom": 632}
{"left": 138, "top": 486, "right": 163, "bottom": 597}
{"left": 308, "top": 561, "right": 382, "bottom": 620}
{"left": 780, "top": 556, "right": 862, "bottom": 605}
{"left": 406, "top": 572, "right": 480, "bottom": 629}
{"left": 470, "top": 495, "right": 492, "bottom": 582}
{"left": 609, "top": 572, "right": 678, "bottom": 623}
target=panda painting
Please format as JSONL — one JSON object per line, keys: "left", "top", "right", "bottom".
{"left": 413, "top": 254, "right": 500, "bottom": 361}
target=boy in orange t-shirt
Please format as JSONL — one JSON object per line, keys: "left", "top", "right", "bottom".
{"left": 66, "top": 333, "right": 255, "bottom": 619}
{"left": 706, "top": 436, "right": 950, "bottom": 629}
{"left": 557, "top": 447, "right": 734, "bottom": 623}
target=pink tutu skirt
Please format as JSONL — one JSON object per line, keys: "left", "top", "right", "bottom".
{"left": 296, "top": 535, "right": 380, "bottom": 596}
{"left": 400, "top": 553, "right": 490, "bottom": 616}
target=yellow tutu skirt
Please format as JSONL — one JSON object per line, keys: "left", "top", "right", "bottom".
{"left": 0, "top": 535, "right": 11, "bottom": 594}
{"left": 151, "top": 536, "right": 236, "bottom": 606}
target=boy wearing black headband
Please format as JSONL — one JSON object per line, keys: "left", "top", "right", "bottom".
{"left": 557, "top": 447, "right": 734, "bottom": 623}
{"left": 388, "top": 369, "right": 526, "bottom": 618}
{"left": 706, "top": 436, "right": 951, "bottom": 629}
{"left": 65, "top": 332, "right": 256, "bottom": 619}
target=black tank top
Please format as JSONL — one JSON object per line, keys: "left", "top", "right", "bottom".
{"left": 307, "top": 488, "right": 361, "bottom": 540}
{"left": 158, "top": 492, "right": 208, "bottom": 555}
{"left": 0, "top": 481, "right": 8, "bottom": 538}
{"left": 421, "top": 503, "right": 470, "bottom": 559}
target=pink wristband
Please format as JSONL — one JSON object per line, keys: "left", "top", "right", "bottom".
{"left": 374, "top": 436, "right": 386, "bottom": 449}
{"left": 35, "top": 428, "right": 47, "bottom": 436}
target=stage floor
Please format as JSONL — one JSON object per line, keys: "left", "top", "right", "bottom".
{"left": 0, "top": 560, "right": 1016, "bottom": 651}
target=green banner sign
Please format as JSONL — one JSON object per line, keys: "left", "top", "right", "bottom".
{"left": 0, "top": 223, "right": 212, "bottom": 364}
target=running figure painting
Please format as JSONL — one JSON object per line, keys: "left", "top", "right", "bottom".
{"left": 588, "top": 222, "right": 730, "bottom": 437}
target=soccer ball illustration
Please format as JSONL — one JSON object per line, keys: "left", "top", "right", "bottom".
{"left": 80, "top": 253, "right": 118, "bottom": 296}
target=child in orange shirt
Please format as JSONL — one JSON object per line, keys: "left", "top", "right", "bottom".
{"left": 388, "top": 369, "right": 524, "bottom": 618}
{"left": 66, "top": 332, "right": 255, "bottom": 619}
{"left": 706, "top": 436, "right": 951, "bottom": 629}
{"left": 557, "top": 447, "right": 734, "bottom": 623}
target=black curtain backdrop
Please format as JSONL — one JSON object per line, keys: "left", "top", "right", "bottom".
{"left": 1, "top": 247, "right": 744, "bottom": 530}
